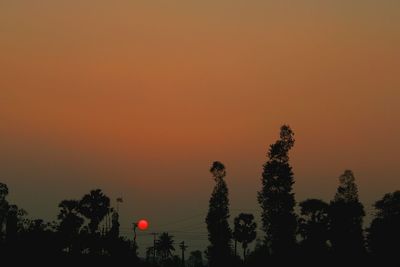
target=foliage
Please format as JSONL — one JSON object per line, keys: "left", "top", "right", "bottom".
{"left": 298, "top": 199, "right": 329, "bottom": 254}
{"left": 368, "top": 191, "right": 400, "bottom": 258}
{"left": 156, "top": 232, "right": 175, "bottom": 264}
{"left": 233, "top": 213, "right": 257, "bottom": 260}
{"left": 79, "top": 189, "right": 111, "bottom": 234}
{"left": 258, "top": 125, "right": 297, "bottom": 255}
{"left": 329, "top": 170, "right": 365, "bottom": 257}
{"left": 206, "top": 161, "right": 233, "bottom": 267}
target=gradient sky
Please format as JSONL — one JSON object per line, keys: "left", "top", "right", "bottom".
{"left": 1, "top": 0, "right": 400, "bottom": 255}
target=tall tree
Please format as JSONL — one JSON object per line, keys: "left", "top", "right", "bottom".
{"left": 79, "top": 189, "right": 110, "bottom": 234}
{"left": 205, "top": 161, "right": 233, "bottom": 267}
{"left": 329, "top": 170, "right": 365, "bottom": 257}
{"left": 298, "top": 199, "right": 329, "bottom": 254}
{"left": 258, "top": 125, "right": 297, "bottom": 255}
{"left": 367, "top": 191, "right": 400, "bottom": 259}
{"left": 233, "top": 213, "right": 257, "bottom": 260}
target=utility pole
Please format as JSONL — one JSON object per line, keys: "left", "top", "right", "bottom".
{"left": 150, "top": 232, "right": 159, "bottom": 264}
{"left": 116, "top": 197, "right": 123, "bottom": 213}
{"left": 133, "top": 223, "right": 138, "bottom": 247}
{"left": 179, "top": 241, "right": 188, "bottom": 267}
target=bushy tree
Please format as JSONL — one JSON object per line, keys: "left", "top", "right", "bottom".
{"left": 206, "top": 161, "right": 233, "bottom": 267}
{"left": 298, "top": 199, "right": 329, "bottom": 254}
{"left": 0, "top": 183, "right": 26, "bottom": 246}
{"left": 258, "top": 125, "right": 297, "bottom": 255}
{"left": 368, "top": 191, "right": 400, "bottom": 259}
{"left": 57, "top": 199, "right": 84, "bottom": 254}
{"left": 329, "top": 170, "right": 365, "bottom": 257}
{"left": 5, "top": 204, "right": 26, "bottom": 243}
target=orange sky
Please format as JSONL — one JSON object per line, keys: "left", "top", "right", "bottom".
{"left": 1, "top": 1, "right": 400, "bottom": 253}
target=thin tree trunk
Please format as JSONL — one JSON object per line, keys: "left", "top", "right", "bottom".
{"left": 234, "top": 239, "right": 237, "bottom": 257}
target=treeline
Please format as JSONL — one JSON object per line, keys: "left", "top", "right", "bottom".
{"left": 0, "top": 125, "right": 399, "bottom": 266}
{"left": 205, "top": 125, "right": 399, "bottom": 266}
{"left": 0, "top": 187, "right": 138, "bottom": 263}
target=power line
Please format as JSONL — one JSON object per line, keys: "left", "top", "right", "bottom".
{"left": 153, "top": 212, "right": 207, "bottom": 229}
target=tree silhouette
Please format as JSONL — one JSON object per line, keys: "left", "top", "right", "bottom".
{"left": 329, "top": 170, "right": 365, "bottom": 257}
{"left": 233, "top": 213, "right": 257, "bottom": 260}
{"left": 5, "top": 204, "right": 26, "bottom": 244}
{"left": 1, "top": 183, "right": 26, "bottom": 248}
{"left": 57, "top": 199, "right": 84, "bottom": 254}
{"left": 0, "top": 186, "right": 7, "bottom": 237}
{"left": 19, "top": 218, "right": 58, "bottom": 256}
{"left": 109, "top": 210, "right": 120, "bottom": 239}
{"left": 0, "top": 183, "right": 9, "bottom": 240}
{"left": 367, "top": 191, "right": 400, "bottom": 259}
{"left": 156, "top": 232, "right": 175, "bottom": 263}
{"left": 258, "top": 125, "right": 297, "bottom": 255}
{"left": 146, "top": 245, "right": 157, "bottom": 262}
{"left": 205, "top": 161, "right": 233, "bottom": 267}
{"left": 298, "top": 199, "right": 329, "bottom": 255}
{"left": 79, "top": 189, "right": 110, "bottom": 234}
{"left": 1, "top": 122, "right": 400, "bottom": 265}
{"left": 187, "top": 250, "right": 204, "bottom": 267}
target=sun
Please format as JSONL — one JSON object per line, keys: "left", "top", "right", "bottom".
{"left": 137, "top": 219, "right": 149, "bottom": 231}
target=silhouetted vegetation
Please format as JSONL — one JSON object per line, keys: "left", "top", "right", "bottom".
{"left": 258, "top": 125, "right": 297, "bottom": 256}
{"left": 298, "top": 199, "right": 329, "bottom": 256}
{"left": 205, "top": 161, "right": 233, "bottom": 267}
{"left": 367, "top": 191, "right": 400, "bottom": 261}
{"left": 330, "top": 170, "right": 366, "bottom": 258}
{"left": 233, "top": 213, "right": 257, "bottom": 260}
{"left": 0, "top": 125, "right": 399, "bottom": 266}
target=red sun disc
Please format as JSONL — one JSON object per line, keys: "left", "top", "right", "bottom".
{"left": 137, "top": 219, "right": 149, "bottom": 231}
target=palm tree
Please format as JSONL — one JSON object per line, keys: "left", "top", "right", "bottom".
{"left": 233, "top": 213, "right": 257, "bottom": 260}
{"left": 58, "top": 200, "right": 84, "bottom": 253}
{"left": 78, "top": 189, "right": 110, "bottom": 234}
{"left": 156, "top": 232, "right": 175, "bottom": 263}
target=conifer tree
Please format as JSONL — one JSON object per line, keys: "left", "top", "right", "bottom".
{"left": 206, "top": 161, "right": 233, "bottom": 267}
{"left": 329, "top": 170, "right": 365, "bottom": 257}
{"left": 258, "top": 125, "right": 297, "bottom": 255}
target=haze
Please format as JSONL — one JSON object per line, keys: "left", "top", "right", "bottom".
{"left": 1, "top": 0, "right": 399, "bottom": 253}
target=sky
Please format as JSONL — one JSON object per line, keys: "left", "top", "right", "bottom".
{"left": 1, "top": 0, "right": 400, "bottom": 256}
